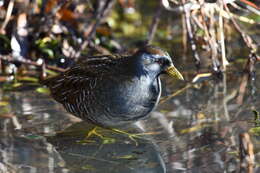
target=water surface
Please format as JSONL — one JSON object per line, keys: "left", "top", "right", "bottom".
{"left": 0, "top": 62, "right": 259, "bottom": 173}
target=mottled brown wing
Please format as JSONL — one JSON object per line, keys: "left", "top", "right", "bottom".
{"left": 42, "top": 55, "right": 124, "bottom": 106}
{"left": 42, "top": 69, "right": 90, "bottom": 104}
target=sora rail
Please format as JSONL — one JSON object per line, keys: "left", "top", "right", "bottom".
{"left": 43, "top": 45, "right": 184, "bottom": 127}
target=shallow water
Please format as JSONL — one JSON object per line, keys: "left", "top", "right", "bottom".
{"left": 0, "top": 61, "right": 259, "bottom": 173}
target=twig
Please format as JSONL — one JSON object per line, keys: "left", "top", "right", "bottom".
{"left": 0, "top": 55, "right": 66, "bottom": 72}
{"left": 239, "top": 133, "right": 255, "bottom": 172}
{"left": 160, "top": 84, "right": 192, "bottom": 104}
{"left": 146, "top": 4, "right": 162, "bottom": 44}
{"left": 240, "top": 0, "right": 260, "bottom": 12}
{"left": 181, "top": 0, "right": 201, "bottom": 69}
{"left": 12, "top": 116, "right": 22, "bottom": 130}
{"left": 236, "top": 72, "right": 249, "bottom": 105}
{"left": 162, "top": 0, "right": 259, "bottom": 13}
{"left": 218, "top": 0, "right": 229, "bottom": 71}
{"left": 222, "top": 72, "right": 230, "bottom": 121}
{"left": 236, "top": 53, "right": 257, "bottom": 105}
{"left": 41, "top": 61, "right": 47, "bottom": 79}
{"left": 0, "top": 0, "right": 15, "bottom": 34}
{"left": 223, "top": 3, "right": 258, "bottom": 104}
{"left": 223, "top": 3, "right": 258, "bottom": 52}
{"left": 198, "top": 0, "right": 220, "bottom": 71}
{"left": 75, "top": 0, "right": 115, "bottom": 59}
{"left": 182, "top": 14, "right": 188, "bottom": 54}
{"left": 209, "top": 6, "right": 220, "bottom": 72}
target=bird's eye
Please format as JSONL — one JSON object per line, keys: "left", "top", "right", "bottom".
{"left": 157, "top": 58, "right": 165, "bottom": 66}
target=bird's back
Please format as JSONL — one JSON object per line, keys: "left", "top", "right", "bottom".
{"left": 42, "top": 54, "right": 128, "bottom": 103}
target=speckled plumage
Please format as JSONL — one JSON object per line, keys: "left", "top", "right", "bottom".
{"left": 43, "top": 45, "right": 182, "bottom": 127}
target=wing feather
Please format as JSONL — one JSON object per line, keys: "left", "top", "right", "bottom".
{"left": 42, "top": 55, "right": 127, "bottom": 115}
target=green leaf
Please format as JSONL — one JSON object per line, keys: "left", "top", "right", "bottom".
{"left": 102, "top": 137, "right": 116, "bottom": 144}
{"left": 249, "top": 127, "right": 260, "bottom": 136}
{"left": 0, "top": 34, "right": 10, "bottom": 43}
{"left": 42, "top": 48, "right": 54, "bottom": 58}
{"left": 36, "top": 87, "right": 50, "bottom": 94}
{"left": 12, "top": 82, "right": 23, "bottom": 88}
{"left": 18, "top": 76, "right": 39, "bottom": 82}
{"left": 180, "top": 123, "right": 212, "bottom": 134}
{"left": 45, "top": 69, "right": 59, "bottom": 76}
{"left": 82, "top": 164, "right": 95, "bottom": 171}
{"left": 0, "top": 101, "right": 9, "bottom": 106}
{"left": 113, "top": 154, "right": 137, "bottom": 160}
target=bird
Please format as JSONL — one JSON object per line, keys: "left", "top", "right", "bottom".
{"left": 42, "top": 45, "right": 184, "bottom": 128}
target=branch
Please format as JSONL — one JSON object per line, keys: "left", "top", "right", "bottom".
{"left": 223, "top": 3, "right": 258, "bottom": 52}
{"left": 0, "top": 55, "right": 66, "bottom": 72}
{"left": 74, "top": 0, "right": 116, "bottom": 59}
{"left": 146, "top": 4, "right": 162, "bottom": 44}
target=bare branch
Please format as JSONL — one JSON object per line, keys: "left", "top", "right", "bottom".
{"left": 0, "top": 55, "right": 66, "bottom": 72}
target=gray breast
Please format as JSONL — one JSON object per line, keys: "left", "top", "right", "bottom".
{"left": 86, "top": 75, "right": 161, "bottom": 126}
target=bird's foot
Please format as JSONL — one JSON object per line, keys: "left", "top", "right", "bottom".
{"left": 86, "top": 126, "right": 103, "bottom": 138}
{"left": 81, "top": 126, "right": 159, "bottom": 145}
{"left": 83, "top": 126, "right": 115, "bottom": 144}
{"left": 111, "top": 128, "right": 159, "bottom": 146}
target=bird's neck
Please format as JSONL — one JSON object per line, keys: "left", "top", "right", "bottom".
{"left": 124, "top": 57, "right": 159, "bottom": 80}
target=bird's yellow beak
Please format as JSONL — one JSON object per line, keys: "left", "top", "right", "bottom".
{"left": 165, "top": 66, "right": 184, "bottom": 80}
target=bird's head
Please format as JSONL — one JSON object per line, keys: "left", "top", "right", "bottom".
{"left": 134, "top": 45, "right": 184, "bottom": 80}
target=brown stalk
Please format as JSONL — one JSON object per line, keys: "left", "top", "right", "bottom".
{"left": 181, "top": 0, "right": 201, "bottom": 69}
{"left": 239, "top": 133, "right": 255, "bottom": 173}
{"left": 0, "top": 0, "right": 15, "bottom": 34}
{"left": 218, "top": 0, "right": 228, "bottom": 71}
{"left": 146, "top": 4, "right": 162, "bottom": 44}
